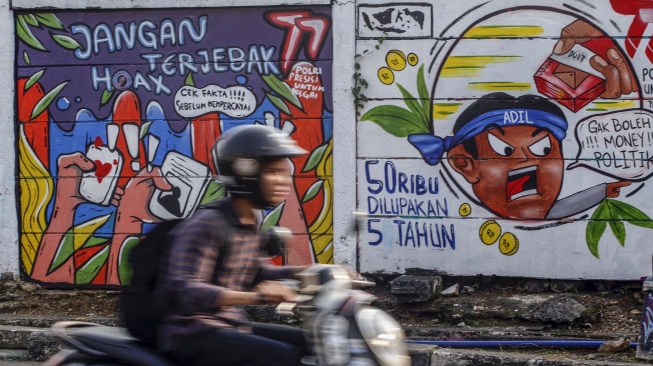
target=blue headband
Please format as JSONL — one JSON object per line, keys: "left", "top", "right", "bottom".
{"left": 409, "top": 109, "right": 568, "bottom": 166}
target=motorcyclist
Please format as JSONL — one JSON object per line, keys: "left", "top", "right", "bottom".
{"left": 158, "top": 125, "right": 310, "bottom": 366}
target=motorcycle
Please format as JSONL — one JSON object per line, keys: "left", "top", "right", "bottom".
{"left": 43, "top": 264, "right": 410, "bottom": 366}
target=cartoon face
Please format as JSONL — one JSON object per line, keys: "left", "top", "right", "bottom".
{"left": 448, "top": 125, "right": 564, "bottom": 219}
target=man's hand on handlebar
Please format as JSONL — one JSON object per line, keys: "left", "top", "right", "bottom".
{"left": 253, "top": 281, "right": 298, "bottom": 304}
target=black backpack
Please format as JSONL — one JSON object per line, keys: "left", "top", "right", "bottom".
{"left": 120, "top": 202, "right": 229, "bottom": 347}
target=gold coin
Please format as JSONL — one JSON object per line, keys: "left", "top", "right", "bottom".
{"left": 386, "top": 50, "right": 407, "bottom": 71}
{"left": 378, "top": 67, "right": 395, "bottom": 85}
{"left": 459, "top": 203, "right": 471, "bottom": 217}
{"left": 499, "top": 232, "right": 519, "bottom": 256}
{"left": 479, "top": 220, "right": 501, "bottom": 245}
{"left": 407, "top": 53, "right": 419, "bottom": 66}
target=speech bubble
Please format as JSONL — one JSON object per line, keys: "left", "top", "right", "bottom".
{"left": 568, "top": 108, "right": 653, "bottom": 181}
{"left": 174, "top": 84, "right": 257, "bottom": 118}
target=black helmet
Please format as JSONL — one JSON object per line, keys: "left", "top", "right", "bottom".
{"left": 212, "top": 125, "right": 307, "bottom": 207}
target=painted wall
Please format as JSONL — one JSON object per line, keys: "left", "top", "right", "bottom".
{"left": 356, "top": 0, "right": 653, "bottom": 279}
{"left": 13, "top": 3, "right": 334, "bottom": 286}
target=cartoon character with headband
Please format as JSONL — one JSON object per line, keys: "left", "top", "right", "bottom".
{"left": 409, "top": 92, "right": 630, "bottom": 220}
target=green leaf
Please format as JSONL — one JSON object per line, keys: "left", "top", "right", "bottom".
{"left": 200, "top": 181, "right": 226, "bottom": 205}
{"left": 360, "top": 105, "right": 428, "bottom": 137}
{"left": 608, "top": 199, "right": 653, "bottom": 229}
{"left": 35, "top": 13, "right": 64, "bottom": 30}
{"left": 261, "top": 73, "right": 303, "bottom": 110}
{"left": 416, "top": 64, "right": 431, "bottom": 129}
{"left": 23, "top": 14, "right": 39, "bottom": 27}
{"left": 302, "top": 180, "right": 323, "bottom": 203}
{"left": 51, "top": 34, "right": 81, "bottom": 50}
{"left": 24, "top": 69, "right": 45, "bottom": 91}
{"left": 267, "top": 93, "right": 291, "bottom": 115}
{"left": 185, "top": 72, "right": 195, "bottom": 87}
{"left": 396, "top": 82, "right": 425, "bottom": 125}
{"left": 261, "top": 202, "right": 285, "bottom": 231}
{"left": 140, "top": 121, "right": 152, "bottom": 139}
{"left": 608, "top": 221, "right": 626, "bottom": 247}
{"left": 118, "top": 236, "right": 140, "bottom": 285}
{"left": 49, "top": 230, "right": 75, "bottom": 273}
{"left": 586, "top": 200, "right": 610, "bottom": 259}
{"left": 81, "top": 236, "right": 110, "bottom": 249}
{"left": 302, "top": 143, "right": 328, "bottom": 173}
{"left": 23, "top": 51, "right": 30, "bottom": 65}
{"left": 100, "top": 89, "right": 114, "bottom": 107}
{"left": 30, "top": 81, "right": 68, "bottom": 121}
{"left": 16, "top": 16, "right": 46, "bottom": 51}
{"left": 75, "top": 245, "right": 110, "bottom": 284}
{"left": 586, "top": 220, "right": 606, "bottom": 259}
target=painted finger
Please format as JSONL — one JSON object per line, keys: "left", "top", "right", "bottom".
{"left": 607, "top": 48, "right": 633, "bottom": 95}
{"left": 590, "top": 55, "right": 621, "bottom": 98}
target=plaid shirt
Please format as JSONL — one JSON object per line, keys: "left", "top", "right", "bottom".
{"left": 158, "top": 199, "right": 295, "bottom": 351}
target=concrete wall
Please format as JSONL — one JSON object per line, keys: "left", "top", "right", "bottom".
{"left": 9, "top": 0, "right": 347, "bottom": 286}
{"left": 5, "top": 0, "right": 653, "bottom": 286}
{"left": 356, "top": 0, "right": 653, "bottom": 280}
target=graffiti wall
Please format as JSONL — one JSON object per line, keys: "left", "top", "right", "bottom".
{"left": 356, "top": 0, "right": 653, "bottom": 279}
{"left": 16, "top": 6, "right": 333, "bottom": 286}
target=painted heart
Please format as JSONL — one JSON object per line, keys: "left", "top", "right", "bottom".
{"left": 94, "top": 160, "right": 112, "bottom": 183}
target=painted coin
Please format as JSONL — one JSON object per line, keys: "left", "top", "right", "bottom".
{"left": 459, "top": 203, "right": 471, "bottom": 217}
{"left": 386, "top": 50, "right": 407, "bottom": 71}
{"left": 479, "top": 220, "right": 501, "bottom": 245}
{"left": 407, "top": 53, "right": 419, "bottom": 66}
{"left": 499, "top": 232, "right": 519, "bottom": 256}
{"left": 378, "top": 67, "right": 395, "bottom": 85}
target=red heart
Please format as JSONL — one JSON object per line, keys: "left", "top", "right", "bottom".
{"left": 94, "top": 160, "right": 112, "bottom": 183}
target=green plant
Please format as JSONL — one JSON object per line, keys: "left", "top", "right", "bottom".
{"left": 353, "top": 33, "right": 386, "bottom": 116}
{"left": 587, "top": 199, "right": 653, "bottom": 258}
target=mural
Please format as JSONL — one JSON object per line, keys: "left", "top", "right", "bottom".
{"left": 16, "top": 7, "right": 333, "bottom": 286}
{"left": 356, "top": 0, "right": 653, "bottom": 279}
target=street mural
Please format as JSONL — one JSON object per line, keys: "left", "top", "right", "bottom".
{"left": 16, "top": 7, "right": 333, "bottom": 286}
{"left": 356, "top": 0, "right": 653, "bottom": 279}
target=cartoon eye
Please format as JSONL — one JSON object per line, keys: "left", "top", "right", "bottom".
{"left": 528, "top": 136, "right": 552, "bottom": 157}
{"left": 488, "top": 134, "right": 514, "bottom": 156}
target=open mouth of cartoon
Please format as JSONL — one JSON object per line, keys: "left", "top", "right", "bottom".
{"left": 507, "top": 166, "right": 538, "bottom": 201}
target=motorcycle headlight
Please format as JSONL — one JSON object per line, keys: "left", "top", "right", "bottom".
{"left": 355, "top": 306, "right": 410, "bottom": 366}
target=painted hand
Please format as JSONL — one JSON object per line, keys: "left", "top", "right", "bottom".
{"left": 606, "top": 180, "right": 631, "bottom": 198}
{"left": 554, "top": 20, "right": 638, "bottom": 98}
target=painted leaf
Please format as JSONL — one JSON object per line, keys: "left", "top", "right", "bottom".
{"left": 200, "top": 181, "right": 226, "bottom": 205}
{"left": 267, "top": 93, "right": 291, "bottom": 115}
{"left": 23, "top": 51, "right": 30, "bottom": 65}
{"left": 24, "top": 70, "right": 45, "bottom": 92}
{"left": 49, "top": 230, "right": 75, "bottom": 273}
{"left": 16, "top": 16, "right": 46, "bottom": 51}
{"left": 609, "top": 199, "right": 653, "bottom": 229}
{"left": 586, "top": 200, "right": 610, "bottom": 259}
{"left": 302, "top": 143, "right": 328, "bottom": 173}
{"left": 261, "top": 202, "right": 285, "bottom": 232}
{"left": 23, "top": 14, "right": 39, "bottom": 27}
{"left": 35, "top": 13, "right": 64, "bottom": 30}
{"left": 396, "top": 83, "right": 426, "bottom": 125}
{"left": 185, "top": 72, "right": 196, "bottom": 87}
{"left": 360, "top": 105, "right": 428, "bottom": 137}
{"left": 118, "top": 236, "right": 141, "bottom": 285}
{"left": 261, "top": 73, "right": 302, "bottom": 110}
{"left": 100, "top": 89, "right": 114, "bottom": 107}
{"left": 51, "top": 34, "right": 81, "bottom": 50}
{"left": 302, "top": 180, "right": 324, "bottom": 203}
{"left": 140, "top": 121, "right": 152, "bottom": 139}
{"left": 416, "top": 64, "right": 430, "bottom": 122}
{"left": 608, "top": 221, "right": 626, "bottom": 247}
{"left": 75, "top": 245, "right": 110, "bottom": 284}
{"left": 82, "top": 236, "right": 110, "bottom": 249}
{"left": 48, "top": 214, "right": 111, "bottom": 273}
{"left": 30, "top": 81, "right": 68, "bottom": 121}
